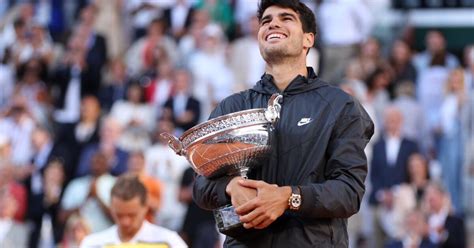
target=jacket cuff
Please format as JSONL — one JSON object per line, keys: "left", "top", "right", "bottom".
{"left": 298, "top": 185, "right": 317, "bottom": 216}
{"left": 215, "top": 176, "right": 234, "bottom": 206}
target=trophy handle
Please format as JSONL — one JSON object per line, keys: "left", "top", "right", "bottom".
{"left": 160, "top": 132, "right": 184, "bottom": 156}
{"left": 265, "top": 94, "right": 283, "bottom": 124}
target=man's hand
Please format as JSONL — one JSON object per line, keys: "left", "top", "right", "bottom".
{"left": 225, "top": 177, "right": 257, "bottom": 208}
{"left": 235, "top": 179, "right": 291, "bottom": 230}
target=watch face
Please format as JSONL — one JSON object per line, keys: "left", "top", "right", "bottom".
{"left": 291, "top": 194, "right": 301, "bottom": 208}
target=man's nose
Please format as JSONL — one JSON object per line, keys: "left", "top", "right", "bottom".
{"left": 269, "top": 19, "right": 281, "bottom": 29}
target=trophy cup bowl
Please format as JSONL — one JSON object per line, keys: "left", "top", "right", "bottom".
{"left": 161, "top": 94, "right": 282, "bottom": 233}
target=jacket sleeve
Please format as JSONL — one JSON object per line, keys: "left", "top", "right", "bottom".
{"left": 298, "top": 99, "right": 374, "bottom": 218}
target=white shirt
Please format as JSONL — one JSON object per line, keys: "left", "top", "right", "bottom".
{"left": 53, "top": 66, "right": 82, "bottom": 123}
{"left": 428, "top": 207, "right": 449, "bottom": 243}
{"left": 318, "top": 0, "right": 373, "bottom": 45}
{"left": 61, "top": 175, "right": 116, "bottom": 233}
{"left": 80, "top": 221, "right": 188, "bottom": 248}
{"left": 386, "top": 135, "right": 401, "bottom": 166}
{"left": 145, "top": 144, "right": 188, "bottom": 231}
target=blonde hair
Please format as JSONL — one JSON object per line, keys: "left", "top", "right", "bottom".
{"left": 445, "top": 68, "right": 465, "bottom": 94}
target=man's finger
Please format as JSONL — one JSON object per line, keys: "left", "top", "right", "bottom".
{"left": 235, "top": 198, "right": 258, "bottom": 215}
{"left": 239, "top": 206, "right": 262, "bottom": 223}
{"left": 242, "top": 214, "right": 266, "bottom": 229}
{"left": 238, "top": 179, "right": 263, "bottom": 189}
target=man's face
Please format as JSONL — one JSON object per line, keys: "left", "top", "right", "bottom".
{"left": 257, "top": 6, "right": 313, "bottom": 62}
{"left": 111, "top": 196, "right": 147, "bottom": 238}
{"left": 426, "top": 31, "right": 445, "bottom": 53}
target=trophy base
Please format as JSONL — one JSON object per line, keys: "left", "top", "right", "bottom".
{"left": 213, "top": 204, "right": 243, "bottom": 233}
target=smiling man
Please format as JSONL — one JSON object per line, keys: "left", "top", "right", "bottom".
{"left": 80, "top": 175, "right": 187, "bottom": 248}
{"left": 192, "top": 0, "right": 374, "bottom": 247}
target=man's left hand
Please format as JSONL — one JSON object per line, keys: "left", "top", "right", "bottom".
{"left": 235, "top": 179, "right": 291, "bottom": 229}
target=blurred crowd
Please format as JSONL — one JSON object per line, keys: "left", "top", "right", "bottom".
{"left": 0, "top": 0, "right": 472, "bottom": 248}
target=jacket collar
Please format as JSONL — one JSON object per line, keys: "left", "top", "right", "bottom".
{"left": 251, "top": 67, "right": 327, "bottom": 96}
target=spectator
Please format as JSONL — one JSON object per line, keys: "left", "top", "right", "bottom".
{"left": 0, "top": 165, "right": 29, "bottom": 248}
{"left": 15, "top": 22, "right": 54, "bottom": 66}
{"left": 163, "top": 0, "right": 196, "bottom": 40}
{"left": 379, "top": 153, "right": 431, "bottom": 241}
{"left": 318, "top": 0, "right": 373, "bottom": 83}
{"left": 76, "top": 116, "right": 128, "bottom": 177}
{"left": 388, "top": 39, "right": 417, "bottom": 99}
{"left": 0, "top": 98, "right": 36, "bottom": 166}
{"left": 423, "top": 183, "right": 466, "bottom": 248}
{"left": 94, "top": 0, "right": 127, "bottom": 59}
{"left": 126, "top": 17, "right": 178, "bottom": 76}
{"left": 56, "top": 95, "right": 102, "bottom": 181}
{"left": 369, "top": 105, "right": 419, "bottom": 247}
{"left": 416, "top": 46, "right": 453, "bottom": 150}
{"left": 51, "top": 33, "right": 100, "bottom": 125}
{"left": 0, "top": 48, "right": 15, "bottom": 110}
{"left": 60, "top": 214, "right": 91, "bottom": 248}
{"left": 60, "top": 151, "right": 116, "bottom": 233}
{"left": 0, "top": 164, "right": 27, "bottom": 222}
{"left": 195, "top": 0, "right": 235, "bottom": 38}
{"left": 111, "top": 83, "right": 155, "bottom": 151}
{"left": 76, "top": 4, "right": 108, "bottom": 73}
{"left": 99, "top": 59, "right": 130, "bottom": 111}
{"left": 79, "top": 175, "right": 187, "bottom": 247}
{"left": 412, "top": 30, "right": 459, "bottom": 73}
{"left": 353, "top": 37, "right": 390, "bottom": 83}
{"left": 365, "top": 67, "right": 391, "bottom": 125}
{"left": 393, "top": 81, "right": 429, "bottom": 152}
{"left": 25, "top": 127, "right": 71, "bottom": 248}
{"left": 438, "top": 68, "right": 467, "bottom": 213}
{"left": 163, "top": 68, "right": 201, "bottom": 134}
{"left": 229, "top": 15, "right": 266, "bottom": 91}
{"left": 178, "top": 9, "right": 211, "bottom": 61}
{"left": 384, "top": 210, "right": 436, "bottom": 248}
{"left": 14, "top": 58, "right": 49, "bottom": 125}
{"left": 145, "top": 119, "right": 188, "bottom": 231}
{"left": 144, "top": 54, "right": 174, "bottom": 118}
{"left": 188, "top": 23, "right": 234, "bottom": 121}
{"left": 127, "top": 151, "right": 163, "bottom": 223}
{"left": 125, "top": 0, "right": 174, "bottom": 40}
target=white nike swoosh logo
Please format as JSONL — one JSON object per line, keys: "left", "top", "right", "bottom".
{"left": 297, "top": 118, "right": 313, "bottom": 127}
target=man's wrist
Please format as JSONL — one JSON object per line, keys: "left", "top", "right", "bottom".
{"left": 225, "top": 176, "right": 241, "bottom": 197}
{"left": 287, "top": 186, "right": 302, "bottom": 211}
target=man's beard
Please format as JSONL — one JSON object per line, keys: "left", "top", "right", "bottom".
{"left": 261, "top": 46, "right": 291, "bottom": 64}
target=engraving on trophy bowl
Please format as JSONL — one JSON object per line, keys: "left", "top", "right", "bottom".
{"left": 161, "top": 94, "right": 282, "bottom": 179}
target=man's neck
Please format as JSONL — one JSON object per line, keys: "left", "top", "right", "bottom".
{"left": 119, "top": 222, "right": 144, "bottom": 243}
{"left": 265, "top": 58, "right": 307, "bottom": 92}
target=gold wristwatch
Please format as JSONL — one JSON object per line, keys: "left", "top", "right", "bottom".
{"left": 288, "top": 186, "right": 302, "bottom": 211}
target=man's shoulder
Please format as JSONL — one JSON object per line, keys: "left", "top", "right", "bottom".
{"left": 139, "top": 222, "right": 187, "bottom": 246}
{"left": 80, "top": 226, "right": 117, "bottom": 247}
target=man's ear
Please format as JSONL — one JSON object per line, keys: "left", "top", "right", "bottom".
{"left": 303, "top": 32, "right": 315, "bottom": 50}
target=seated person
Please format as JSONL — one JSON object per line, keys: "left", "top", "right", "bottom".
{"left": 80, "top": 175, "right": 187, "bottom": 247}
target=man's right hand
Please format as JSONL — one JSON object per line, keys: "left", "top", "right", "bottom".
{"left": 226, "top": 177, "right": 257, "bottom": 208}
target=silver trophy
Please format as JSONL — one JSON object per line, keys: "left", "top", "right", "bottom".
{"left": 161, "top": 94, "right": 282, "bottom": 233}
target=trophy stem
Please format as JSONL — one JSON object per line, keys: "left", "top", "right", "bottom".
{"left": 239, "top": 167, "right": 249, "bottom": 179}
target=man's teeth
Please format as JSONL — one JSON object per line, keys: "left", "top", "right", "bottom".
{"left": 268, "top": 33, "right": 285, "bottom": 40}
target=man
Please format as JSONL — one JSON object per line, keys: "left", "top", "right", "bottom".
{"left": 60, "top": 151, "right": 116, "bottom": 233}
{"left": 192, "top": 0, "right": 374, "bottom": 247}
{"left": 423, "top": 183, "right": 466, "bottom": 248}
{"left": 368, "top": 106, "right": 419, "bottom": 247}
{"left": 80, "top": 175, "right": 187, "bottom": 247}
